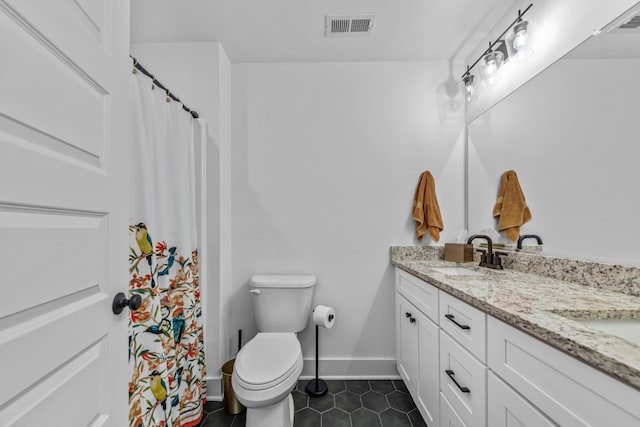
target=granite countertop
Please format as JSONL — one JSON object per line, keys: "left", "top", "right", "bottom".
{"left": 391, "top": 256, "right": 640, "bottom": 390}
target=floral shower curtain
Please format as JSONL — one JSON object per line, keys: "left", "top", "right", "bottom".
{"left": 128, "top": 67, "right": 206, "bottom": 427}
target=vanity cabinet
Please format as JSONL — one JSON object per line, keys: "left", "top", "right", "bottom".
{"left": 396, "top": 269, "right": 487, "bottom": 427}
{"left": 395, "top": 267, "right": 640, "bottom": 427}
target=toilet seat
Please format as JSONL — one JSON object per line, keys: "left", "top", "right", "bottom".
{"left": 234, "top": 333, "right": 302, "bottom": 391}
{"left": 232, "top": 333, "right": 303, "bottom": 407}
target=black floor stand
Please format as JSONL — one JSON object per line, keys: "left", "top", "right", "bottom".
{"left": 305, "top": 324, "right": 328, "bottom": 397}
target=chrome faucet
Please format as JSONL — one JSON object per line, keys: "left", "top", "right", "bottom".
{"left": 517, "top": 234, "right": 543, "bottom": 250}
{"left": 467, "top": 234, "right": 505, "bottom": 269}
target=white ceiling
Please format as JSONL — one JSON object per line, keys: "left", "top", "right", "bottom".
{"left": 131, "top": 0, "right": 516, "bottom": 63}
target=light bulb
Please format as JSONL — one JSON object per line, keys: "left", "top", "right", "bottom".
{"left": 485, "top": 59, "right": 497, "bottom": 76}
{"left": 464, "top": 86, "right": 475, "bottom": 102}
{"left": 464, "top": 84, "right": 473, "bottom": 96}
{"left": 513, "top": 30, "right": 527, "bottom": 50}
{"left": 462, "top": 74, "right": 475, "bottom": 102}
{"left": 479, "top": 50, "right": 503, "bottom": 86}
{"left": 512, "top": 20, "right": 529, "bottom": 51}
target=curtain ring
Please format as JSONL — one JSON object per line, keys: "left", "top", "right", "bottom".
{"left": 132, "top": 58, "right": 138, "bottom": 74}
{"left": 165, "top": 90, "right": 171, "bottom": 103}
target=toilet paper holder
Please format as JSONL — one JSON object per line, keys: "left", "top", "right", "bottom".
{"left": 306, "top": 305, "right": 335, "bottom": 397}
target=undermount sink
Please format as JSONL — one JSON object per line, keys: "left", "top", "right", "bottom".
{"left": 575, "top": 319, "right": 640, "bottom": 346}
{"left": 430, "top": 267, "right": 482, "bottom": 276}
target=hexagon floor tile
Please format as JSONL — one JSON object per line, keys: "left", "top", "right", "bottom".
{"left": 196, "top": 379, "right": 425, "bottom": 426}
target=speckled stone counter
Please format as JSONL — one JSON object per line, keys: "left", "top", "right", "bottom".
{"left": 390, "top": 246, "right": 640, "bottom": 390}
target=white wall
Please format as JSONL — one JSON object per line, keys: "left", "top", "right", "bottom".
{"left": 231, "top": 61, "right": 465, "bottom": 377}
{"left": 130, "top": 42, "right": 232, "bottom": 398}
{"left": 466, "top": 0, "right": 639, "bottom": 122}
{"left": 468, "top": 58, "right": 640, "bottom": 266}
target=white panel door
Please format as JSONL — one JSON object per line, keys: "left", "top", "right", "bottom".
{"left": 487, "top": 372, "right": 557, "bottom": 427}
{"left": 396, "top": 293, "right": 418, "bottom": 395}
{"left": 0, "top": 1, "right": 129, "bottom": 426}
{"left": 416, "top": 310, "right": 439, "bottom": 427}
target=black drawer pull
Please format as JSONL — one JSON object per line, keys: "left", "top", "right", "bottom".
{"left": 445, "top": 369, "right": 470, "bottom": 393}
{"left": 405, "top": 312, "right": 411, "bottom": 318}
{"left": 409, "top": 317, "right": 416, "bottom": 324}
{"left": 445, "top": 314, "right": 470, "bottom": 330}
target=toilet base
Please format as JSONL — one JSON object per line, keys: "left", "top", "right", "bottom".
{"left": 246, "top": 393, "right": 294, "bottom": 427}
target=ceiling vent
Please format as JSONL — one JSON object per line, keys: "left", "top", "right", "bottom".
{"left": 325, "top": 15, "right": 375, "bottom": 37}
{"left": 618, "top": 15, "right": 640, "bottom": 29}
{"left": 603, "top": 4, "right": 640, "bottom": 33}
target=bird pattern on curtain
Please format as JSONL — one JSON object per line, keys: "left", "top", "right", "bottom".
{"left": 128, "top": 228, "right": 205, "bottom": 427}
{"left": 128, "top": 66, "right": 206, "bottom": 427}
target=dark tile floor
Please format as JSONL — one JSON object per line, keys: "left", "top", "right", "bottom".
{"left": 199, "top": 379, "right": 426, "bottom": 427}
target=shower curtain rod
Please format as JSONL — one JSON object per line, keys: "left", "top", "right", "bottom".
{"left": 130, "top": 55, "right": 199, "bottom": 119}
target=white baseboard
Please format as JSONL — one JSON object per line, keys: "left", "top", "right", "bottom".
{"left": 300, "top": 357, "right": 399, "bottom": 380}
{"left": 206, "top": 376, "right": 223, "bottom": 401}
{"left": 205, "top": 358, "right": 400, "bottom": 401}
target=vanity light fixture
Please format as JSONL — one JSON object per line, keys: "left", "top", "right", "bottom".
{"left": 479, "top": 44, "right": 505, "bottom": 85}
{"left": 462, "top": 67, "right": 476, "bottom": 102}
{"left": 508, "top": 9, "right": 534, "bottom": 62}
{"left": 461, "top": 3, "right": 533, "bottom": 95}
{"left": 513, "top": 18, "right": 529, "bottom": 50}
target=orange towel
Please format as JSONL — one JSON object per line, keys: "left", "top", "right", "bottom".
{"left": 413, "top": 171, "right": 444, "bottom": 242}
{"left": 493, "top": 170, "right": 531, "bottom": 242}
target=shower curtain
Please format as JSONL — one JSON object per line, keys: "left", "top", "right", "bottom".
{"left": 128, "top": 68, "right": 206, "bottom": 427}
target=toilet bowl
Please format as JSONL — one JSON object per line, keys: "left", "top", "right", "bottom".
{"left": 231, "top": 274, "right": 316, "bottom": 427}
{"left": 232, "top": 333, "right": 303, "bottom": 426}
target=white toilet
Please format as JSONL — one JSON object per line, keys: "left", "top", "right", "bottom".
{"left": 232, "top": 274, "right": 316, "bottom": 427}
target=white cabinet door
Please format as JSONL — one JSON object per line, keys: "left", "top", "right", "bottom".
{"left": 416, "top": 309, "right": 440, "bottom": 427}
{"left": 397, "top": 293, "right": 418, "bottom": 395}
{"left": 0, "top": 1, "right": 129, "bottom": 425}
{"left": 440, "top": 392, "right": 467, "bottom": 427}
{"left": 488, "top": 372, "right": 556, "bottom": 427}
{"left": 488, "top": 317, "right": 640, "bottom": 427}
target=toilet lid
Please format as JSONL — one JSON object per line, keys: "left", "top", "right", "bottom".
{"left": 250, "top": 274, "right": 316, "bottom": 288}
{"left": 235, "top": 333, "right": 301, "bottom": 390}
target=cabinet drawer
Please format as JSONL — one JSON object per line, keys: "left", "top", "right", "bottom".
{"left": 488, "top": 372, "right": 556, "bottom": 427}
{"left": 440, "top": 392, "right": 467, "bottom": 427}
{"left": 396, "top": 268, "right": 439, "bottom": 322}
{"left": 488, "top": 317, "right": 640, "bottom": 426}
{"left": 439, "top": 291, "right": 486, "bottom": 362}
{"left": 440, "top": 330, "right": 486, "bottom": 427}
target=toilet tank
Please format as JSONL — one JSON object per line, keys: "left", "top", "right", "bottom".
{"left": 250, "top": 274, "right": 316, "bottom": 332}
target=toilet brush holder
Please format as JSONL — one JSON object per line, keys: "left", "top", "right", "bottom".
{"left": 305, "top": 324, "right": 329, "bottom": 397}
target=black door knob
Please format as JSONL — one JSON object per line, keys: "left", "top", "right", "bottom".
{"left": 112, "top": 292, "right": 142, "bottom": 315}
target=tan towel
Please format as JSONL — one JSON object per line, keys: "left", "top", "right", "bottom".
{"left": 493, "top": 170, "right": 531, "bottom": 241}
{"left": 413, "top": 171, "right": 444, "bottom": 242}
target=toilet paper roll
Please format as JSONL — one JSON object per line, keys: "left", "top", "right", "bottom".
{"left": 312, "top": 305, "right": 335, "bottom": 329}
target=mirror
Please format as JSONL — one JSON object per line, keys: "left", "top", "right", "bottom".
{"left": 467, "top": 11, "right": 640, "bottom": 266}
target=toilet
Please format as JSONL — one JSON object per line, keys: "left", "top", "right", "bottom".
{"left": 232, "top": 274, "right": 316, "bottom": 427}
